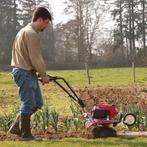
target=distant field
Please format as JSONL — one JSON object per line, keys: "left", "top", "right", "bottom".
{"left": 48, "top": 67, "right": 147, "bottom": 87}
{"left": 1, "top": 67, "right": 147, "bottom": 87}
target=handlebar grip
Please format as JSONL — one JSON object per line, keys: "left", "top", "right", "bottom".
{"left": 48, "top": 75, "right": 59, "bottom": 81}
{"left": 38, "top": 74, "right": 59, "bottom": 82}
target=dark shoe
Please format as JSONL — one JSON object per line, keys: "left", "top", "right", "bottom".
{"left": 21, "top": 134, "right": 42, "bottom": 141}
{"left": 8, "top": 114, "right": 21, "bottom": 136}
{"left": 20, "top": 113, "right": 42, "bottom": 141}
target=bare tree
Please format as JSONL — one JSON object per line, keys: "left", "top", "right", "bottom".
{"left": 111, "top": 0, "right": 125, "bottom": 58}
{"left": 64, "top": 0, "right": 102, "bottom": 64}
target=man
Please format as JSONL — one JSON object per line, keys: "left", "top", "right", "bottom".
{"left": 9, "top": 7, "right": 52, "bottom": 140}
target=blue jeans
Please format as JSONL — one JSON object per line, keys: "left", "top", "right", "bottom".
{"left": 12, "top": 68, "right": 43, "bottom": 114}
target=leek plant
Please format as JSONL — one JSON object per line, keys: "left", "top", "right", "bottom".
{"left": 70, "top": 105, "right": 84, "bottom": 131}
{"left": 32, "top": 100, "right": 50, "bottom": 132}
{"left": 0, "top": 111, "right": 16, "bottom": 132}
{"left": 119, "top": 104, "right": 147, "bottom": 131}
{"left": 50, "top": 109, "right": 59, "bottom": 132}
{"left": 63, "top": 116, "right": 72, "bottom": 132}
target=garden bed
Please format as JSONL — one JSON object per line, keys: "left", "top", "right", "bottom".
{"left": 0, "top": 86, "right": 147, "bottom": 141}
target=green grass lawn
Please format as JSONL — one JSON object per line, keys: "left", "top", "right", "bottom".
{"left": 0, "top": 137, "right": 147, "bottom": 147}
{"left": 1, "top": 67, "right": 147, "bottom": 87}
{"left": 43, "top": 67, "right": 147, "bottom": 87}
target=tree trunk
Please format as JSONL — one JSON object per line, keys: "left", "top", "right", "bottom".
{"left": 77, "top": 1, "right": 85, "bottom": 63}
{"left": 119, "top": 1, "right": 124, "bottom": 57}
{"left": 129, "top": 3, "right": 133, "bottom": 61}
{"left": 131, "top": 0, "right": 136, "bottom": 82}
{"left": 142, "top": 0, "right": 146, "bottom": 56}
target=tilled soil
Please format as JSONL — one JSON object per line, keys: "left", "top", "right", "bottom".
{"left": 0, "top": 132, "right": 93, "bottom": 141}
{"left": 79, "top": 86, "right": 147, "bottom": 112}
{"left": 1, "top": 131, "right": 147, "bottom": 141}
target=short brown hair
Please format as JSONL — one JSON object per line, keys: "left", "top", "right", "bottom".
{"left": 32, "top": 7, "right": 52, "bottom": 22}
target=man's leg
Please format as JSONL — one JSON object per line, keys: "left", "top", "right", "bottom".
{"left": 20, "top": 113, "right": 36, "bottom": 140}
{"left": 35, "top": 81, "right": 43, "bottom": 111}
{"left": 19, "top": 72, "right": 39, "bottom": 140}
{"left": 9, "top": 69, "right": 41, "bottom": 140}
{"left": 8, "top": 69, "right": 24, "bottom": 136}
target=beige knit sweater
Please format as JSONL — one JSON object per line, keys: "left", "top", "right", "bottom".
{"left": 11, "top": 23, "right": 46, "bottom": 76}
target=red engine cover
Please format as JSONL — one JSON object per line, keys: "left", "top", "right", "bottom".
{"left": 92, "top": 104, "right": 118, "bottom": 119}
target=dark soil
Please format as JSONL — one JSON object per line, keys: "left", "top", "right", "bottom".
{"left": 1, "top": 131, "right": 147, "bottom": 141}
{"left": 79, "top": 86, "right": 147, "bottom": 112}
{"left": 0, "top": 131, "right": 93, "bottom": 141}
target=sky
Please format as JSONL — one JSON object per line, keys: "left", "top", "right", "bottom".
{"left": 48, "top": 0, "right": 115, "bottom": 39}
{"left": 48, "top": 0, "right": 69, "bottom": 24}
{"left": 48, "top": 0, "right": 114, "bottom": 26}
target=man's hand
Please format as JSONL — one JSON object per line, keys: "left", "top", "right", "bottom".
{"left": 41, "top": 74, "right": 49, "bottom": 85}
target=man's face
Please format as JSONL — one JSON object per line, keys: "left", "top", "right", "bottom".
{"left": 38, "top": 18, "right": 50, "bottom": 32}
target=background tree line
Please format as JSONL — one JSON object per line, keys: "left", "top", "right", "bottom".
{"left": 0, "top": 0, "right": 147, "bottom": 70}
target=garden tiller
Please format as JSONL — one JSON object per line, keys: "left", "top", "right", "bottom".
{"left": 40, "top": 75, "right": 136, "bottom": 138}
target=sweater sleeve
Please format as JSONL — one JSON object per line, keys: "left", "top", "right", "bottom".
{"left": 27, "top": 32, "right": 46, "bottom": 76}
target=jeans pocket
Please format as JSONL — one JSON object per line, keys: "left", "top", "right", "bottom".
{"left": 12, "top": 72, "right": 24, "bottom": 87}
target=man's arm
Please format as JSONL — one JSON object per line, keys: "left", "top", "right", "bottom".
{"left": 27, "top": 32, "right": 49, "bottom": 84}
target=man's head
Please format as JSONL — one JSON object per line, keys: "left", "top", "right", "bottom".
{"left": 32, "top": 7, "right": 52, "bottom": 32}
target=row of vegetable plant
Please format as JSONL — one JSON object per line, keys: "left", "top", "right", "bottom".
{"left": 0, "top": 103, "right": 146, "bottom": 133}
